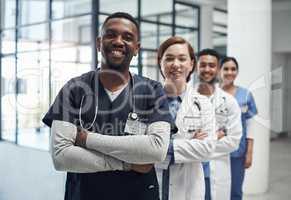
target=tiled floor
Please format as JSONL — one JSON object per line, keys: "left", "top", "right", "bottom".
{"left": 244, "top": 136, "right": 291, "bottom": 200}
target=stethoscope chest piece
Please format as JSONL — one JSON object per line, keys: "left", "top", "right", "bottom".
{"left": 128, "top": 112, "right": 138, "bottom": 121}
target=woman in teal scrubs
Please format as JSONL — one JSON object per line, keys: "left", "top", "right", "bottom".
{"left": 220, "top": 57, "right": 258, "bottom": 200}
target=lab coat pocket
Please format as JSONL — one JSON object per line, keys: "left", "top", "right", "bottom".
{"left": 183, "top": 115, "right": 202, "bottom": 139}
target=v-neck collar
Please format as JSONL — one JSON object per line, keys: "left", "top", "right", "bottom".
{"left": 95, "top": 70, "right": 134, "bottom": 104}
{"left": 99, "top": 78, "right": 130, "bottom": 104}
{"left": 104, "top": 82, "right": 129, "bottom": 102}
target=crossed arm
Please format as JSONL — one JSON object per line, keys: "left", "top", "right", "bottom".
{"left": 172, "top": 96, "right": 217, "bottom": 164}
{"left": 209, "top": 98, "right": 242, "bottom": 158}
{"left": 51, "top": 120, "right": 170, "bottom": 173}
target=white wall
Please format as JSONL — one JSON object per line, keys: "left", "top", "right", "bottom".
{"left": 272, "top": 1, "right": 291, "bottom": 53}
{"left": 228, "top": 0, "right": 271, "bottom": 194}
{"left": 0, "top": 142, "right": 66, "bottom": 200}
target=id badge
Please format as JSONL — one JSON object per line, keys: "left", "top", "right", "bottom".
{"left": 241, "top": 104, "right": 248, "bottom": 113}
{"left": 124, "top": 113, "right": 147, "bottom": 135}
{"left": 183, "top": 115, "right": 202, "bottom": 138}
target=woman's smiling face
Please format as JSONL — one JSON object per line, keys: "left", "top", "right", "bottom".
{"left": 160, "top": 43, "right": 194, "bottom": 83}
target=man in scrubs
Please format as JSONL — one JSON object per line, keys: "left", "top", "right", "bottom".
{"left": 42, "top": 12, "right": 172, "bottom": 200}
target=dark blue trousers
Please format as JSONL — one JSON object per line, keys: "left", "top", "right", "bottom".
{"left": 230, "top": 156, "right": 246, "bottom": 200}
{"left": 204, "top": 177, "right": 211, "bottom": 200}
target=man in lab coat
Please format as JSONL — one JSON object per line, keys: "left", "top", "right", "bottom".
{"left": 196, "top": 49, "right": 242, "bottom": 200}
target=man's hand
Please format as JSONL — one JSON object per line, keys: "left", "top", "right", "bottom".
{"left": 131, "top": 164, "right": 154, "bottom": 173}
{"left": 197, "top": 83, "right": 214, "bottom": 96}
{"left": 75, "top": 127, "right": 88, "bottom": 147}
{"left": 192, "top": 131, "right": 208, "bottom": 140}
{"left": 217, "top": 130, "right": 226, "bottom": 140}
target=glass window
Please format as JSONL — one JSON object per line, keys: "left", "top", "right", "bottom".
{"left": 1, "top": 29, "right": 16, "bottom": 54}
{"left": 175, "top": 4, "right": 198, "bottom": 28}
{"left": 141, "top": 50, "right": 161, "bottom": 81}
{"left": 1, "top": 0, "right": 16, "bottom": 28}
{"left": 213, "top": 9, "right": 227, "bottom": 56}
{"left": 141, "top": 22, "right": 172, "bottom": 50}
{"left": 50, "top": 55, "right": 92, "bottom": 101}
{"left": 100, "top": 0, "right": 137, "bottom": 17}
{"left": 51, "top": 16, "right": 92, "bottom": 100}
{"left": 175, "top": 27, "right": 198, "bottom": 50}
{"left": 141, "top": 0, "right": 172, "bottom": 24}
{"left": 16, "top": 51, "right": 50, "bottom": 150}
{"left": 18, "top": 23, "right": 49, "bottom": 52}
{"left": 213, "top": 25, "right": 227, "bottom": 35}
{"left": 1, "top": 56, "right": 16, "bottom": 142}
{"left": 79, "top": 45, "right": 92, "bottom": 64}
{"left": 52, "top": 0, "right": 91, "bottom": 19}
{"left": 141, "top": 22, "right": 158, "bottom": 49}
{"left": 16, "top": 52, "right": 50, "bottom": 149}
{"left": 157, "top": 25, "right": 172, "bottom": 46}
{"left": 51, "top": 16, "right": 91, "bottom": 49}
{"left": 98, "top": 14, "right": 107, "bottom": 31}
{"left": 19, "top": 0, "right": 49, "bottom": 25}
{"left": 213, "top": 9, "right": 227, "bottom": 25}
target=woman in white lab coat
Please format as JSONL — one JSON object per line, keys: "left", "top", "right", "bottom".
{"left": 155, "top": 36, "right": 217, "bottom": 200}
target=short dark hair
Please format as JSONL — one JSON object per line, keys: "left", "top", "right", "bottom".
{"left": 197, "top": 48, "right": 221, "bottom": 65}
{"left": 220, "top": 56, "right": 239, "bottom": 70}
{"left": 157, "top": 36, "right": 196, "bottom": 82}
{"left": 102, "top": 12, "right": 139, "bottom": 34}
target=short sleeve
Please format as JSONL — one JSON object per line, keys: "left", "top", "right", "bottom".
{"left": 245, "top": 92, "right": 258, "bottom": 120}
{"left": 147, "top": 82, "right": 173, "bottom": 124}
{"left": 42, "top": 80, "right": 81, "bottom": 127}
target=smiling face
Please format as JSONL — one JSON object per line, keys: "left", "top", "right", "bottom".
{"left": 220, "top": 60, "right": 238, "bottom": 85}
{"left": 160, "top": 43, "right": 194, "bottom": 84}
{"left": 97, "top": 18, "right": 140, "bottom": 72}
{"left": 197, "top": 55, "right": 219, "bottom": 84}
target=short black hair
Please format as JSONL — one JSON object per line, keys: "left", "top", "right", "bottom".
{"left": 220, "top": 56, "right": 239, "bottom": 70}
{"left": 197, "top": 48, "right": 221, "bottom": 64}
{"left": 102, "top": 12, "right": 139, "bottom": 34}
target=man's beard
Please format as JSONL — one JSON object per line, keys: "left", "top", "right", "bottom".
{"left": 198, "top": 76, "right": 219, "bottom": 85}
{"left": 106, "top": 60, "right": 129, "bottom": 72}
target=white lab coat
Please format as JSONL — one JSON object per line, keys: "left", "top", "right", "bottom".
{"left": 207, "top": 86, "right": 242, "bottom": 200}
{"left": 156, "top": 86, "right": 217, "bottom": 200}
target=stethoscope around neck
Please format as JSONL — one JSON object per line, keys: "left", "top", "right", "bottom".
{"left": 78, "top": 71, "right": 136, "bottom": 131}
